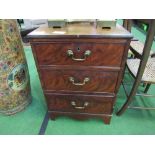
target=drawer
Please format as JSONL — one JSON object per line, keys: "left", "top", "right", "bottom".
{"left": 45, "top": 93, "right": 114, "bottom": 114}
{"left": 40, "top": 69, "right": 119, "bottom": 93}
{"left": 32, "top": 42, "right": 125, "bottom": 67}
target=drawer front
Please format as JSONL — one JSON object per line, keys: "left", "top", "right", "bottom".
{"left": 40, "top": 69, "right": 119, "bottom": 93}
{"left": 33, "top": 42, "right": 125, "bottom": 66}
{"left": 46, "top": 93, "right": 114, "bottom": 114}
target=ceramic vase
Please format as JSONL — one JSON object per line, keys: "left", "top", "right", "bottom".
{"left": 0, "top": 19, "right": 31, "bottom": 115}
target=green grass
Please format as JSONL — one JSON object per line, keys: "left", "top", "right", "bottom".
{"left": 0, "top": 21, "right": 155, "bottom": 135}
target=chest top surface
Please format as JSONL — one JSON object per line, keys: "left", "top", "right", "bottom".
{"left": 27, "top": 23, "right": 133, "bottom": 39}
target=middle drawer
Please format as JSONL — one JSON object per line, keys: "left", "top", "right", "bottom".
{"left": 39, "top": 68, "right": 119, "bottom": 93}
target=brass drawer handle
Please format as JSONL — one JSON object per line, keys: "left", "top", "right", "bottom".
{"left": 69, "top": 77, "right": 90, "bottom": 86}
{"left": 67, "top": 49, "right": 91, "bottom": 61}
{"left": 71, "top": 101, "right": 89, "bottom": 109}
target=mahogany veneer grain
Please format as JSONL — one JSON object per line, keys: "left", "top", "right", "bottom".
{"left": 28, "top": 23, "right": 132, "bottom": 124}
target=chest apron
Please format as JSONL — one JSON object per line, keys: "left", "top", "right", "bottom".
{"left": 0, "top": 19, "right": 31, "bottom": 115}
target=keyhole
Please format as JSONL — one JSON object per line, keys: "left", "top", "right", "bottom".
{"left": 77, "top": 47, "right": 80, "bottom": 52}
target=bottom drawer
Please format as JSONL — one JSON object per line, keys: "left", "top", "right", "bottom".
{"left": 45, "top": 93, "right": 114, "bottom": 114}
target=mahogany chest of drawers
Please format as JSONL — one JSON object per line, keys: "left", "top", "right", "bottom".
{"left": 28, "top": 23, "right": 132, "bottom": 124}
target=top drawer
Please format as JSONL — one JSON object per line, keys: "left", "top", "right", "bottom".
{"left": 32, "top": 42, "right": 125, "bottom": 67}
